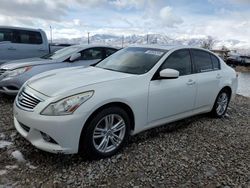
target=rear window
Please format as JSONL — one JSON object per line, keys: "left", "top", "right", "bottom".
{"left": 192, "top": 50, "right": 213, "bottom": 73}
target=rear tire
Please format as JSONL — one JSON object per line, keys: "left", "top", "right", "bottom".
{"left": 79, "top": 106, "right": 130, "bottom": 159}
{"left": 211, "top": 89, "right": 230, "bottom": 118}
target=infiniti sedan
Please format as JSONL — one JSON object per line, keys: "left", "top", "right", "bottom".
{"left": 13, "top": 46, "right": 238, "bottom": 158}
{"left": 0, "top": 44, "right": 118, "bottom": 95}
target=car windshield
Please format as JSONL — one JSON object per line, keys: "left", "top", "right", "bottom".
{"left": 42, "top": 46, "right": 80, "bottom": 60}
{"left": 96, "top": 47, "right": 166, "bottom": 74}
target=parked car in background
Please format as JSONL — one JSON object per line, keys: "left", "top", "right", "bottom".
{"left": 240, "top": 56, "right": 250, "bottom": 66}
{"left": 13, "top": 45, "right": 238, "bottom": 158}
{"left": 0, "top": 26, "right": 70, "bottom": 64}
{"left": 0, "top": 44, "right": 118, "bottom": 95}
{"left": 226, "top": 51, "right": 243, "bottom": 66}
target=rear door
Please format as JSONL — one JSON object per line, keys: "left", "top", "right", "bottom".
{"left": 191, "top": 49, "right": 221, "bottom": 111}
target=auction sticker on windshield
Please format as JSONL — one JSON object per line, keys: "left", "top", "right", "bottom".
{"left": 145, "top": 50, "right": 164, "bottom": 56}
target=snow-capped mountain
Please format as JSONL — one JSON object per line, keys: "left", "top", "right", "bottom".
{"left": 53, "top": 34, "right": 250, "bottom": 54}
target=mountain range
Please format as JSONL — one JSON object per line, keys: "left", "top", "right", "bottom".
{"left": 53, "top": 34, "right": 250, "bottom": 55}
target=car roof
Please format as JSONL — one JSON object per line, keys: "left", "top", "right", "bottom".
{"left": 72, "top": 44, "right": 120, "bottom": 50}
{"left": 0, "top": 25, "right": 42, "bottom": 32}
{"left": 127, "top": 45, "right": 216, "bottom": 53}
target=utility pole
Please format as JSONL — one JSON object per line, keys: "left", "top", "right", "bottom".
{"left": 121, "top": 35, "right": 124, "bottom": 48}
{"left": 87, "top": 32, "right": 90, "bottom": 44}
{"left": 146, "top": 34, "right": 149, "bottom": 44}
{"left": 50, "top": 26, "right": 53, "bottom": 44}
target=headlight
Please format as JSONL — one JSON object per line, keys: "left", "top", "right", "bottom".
{"left": 7, "top": 66, "right": 32, "bottom": 77}
{"left": 41, "top": 91, "right": 94, "bottom": 116}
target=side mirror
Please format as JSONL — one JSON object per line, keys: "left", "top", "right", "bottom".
{"left": 69, "top": 53, "right": 81, "bottom": 62}
{"left": 159, "top": 68, "right": 179, "bottom": 79}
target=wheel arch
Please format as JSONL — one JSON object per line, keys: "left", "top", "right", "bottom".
{"left": 78, "top": 101, "right": 135, "bottom": 152}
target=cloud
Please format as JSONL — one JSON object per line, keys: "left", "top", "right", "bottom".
{"left": 159, "top": 6, "right": 183, "bottom": 27}
{"left": 0, "top": 0, "right": 68, "bottom": 21}
{"left": 209, "top": 0, "right": 250, "bottom": 5}
{"left": 0, "top": 0, "right": 249, "bottom": 44}
{"left": 108, "top": 0, "right": 145, "bottom": 9}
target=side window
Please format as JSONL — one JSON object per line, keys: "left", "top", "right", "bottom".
{"left": 105, "top": 48, "right": 117, "bottom": 57}
{"left": 81, "top": 48, "right": 103, "bottom": 60}
{"left": 160, "top": 50, "right": 192, "bottom": 76}
{"left": 210, "top": 54, "right": 220, "bottom": 70}
{"left": 192, "top": 50, "right": 213, "bottom": 73}
{"left": 29, "top": 31, "right": 43, "bottom": 44}
{"left": 12, "top": 30, "right": 42, "bottom": 44}
{"left": 0, "top": 29, "right": 12, "bottom": 42}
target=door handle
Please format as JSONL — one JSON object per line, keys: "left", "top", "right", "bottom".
{"left": 216, "top": 74, "right": 222, "bottom": 79}
{"left": 186, "top": 79, "right": 196, "bottom": 85}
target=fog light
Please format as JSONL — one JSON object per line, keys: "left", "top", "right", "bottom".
{"left": 40, "top": 131, "right": 57, "bottom": 144}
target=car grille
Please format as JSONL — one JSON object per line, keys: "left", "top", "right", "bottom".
{"left": 0, "top": 69, "right": 6, "bottom": 76}
{"left": 17, "top": 89, "right": 41, "bottom": 110}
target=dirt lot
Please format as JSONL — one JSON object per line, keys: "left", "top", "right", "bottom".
{"left": 0, "top": 94, "right": 249, "bottom": 187}
{"left": 235, "top": 66, "right": 250, "bottom": 73}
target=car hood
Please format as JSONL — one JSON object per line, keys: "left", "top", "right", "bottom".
{"left": 27, "top": 66, "right": 134, "bottom": 97}
{"left": 0, "top": 58, "right": 57, "bottom": 70}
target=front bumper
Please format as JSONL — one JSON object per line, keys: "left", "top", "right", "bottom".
{"left": 13, "top": 87, "right": 89, "bottom": 154}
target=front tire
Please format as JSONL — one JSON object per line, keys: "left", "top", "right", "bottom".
{"left": 211, "top": 89, "right": 230, "bottom": 118}
{"left": 80, "top": 107, "right": 130, "bottom": 159}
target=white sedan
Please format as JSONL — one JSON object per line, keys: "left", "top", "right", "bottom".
{"left": 13, "top": 45, "right": 238, "bottom": 158}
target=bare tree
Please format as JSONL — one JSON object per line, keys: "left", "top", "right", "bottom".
{"left": 201, "top": 36, "right": 215, "bottom": 50}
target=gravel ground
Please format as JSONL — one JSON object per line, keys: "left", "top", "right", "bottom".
{"left": 0, "top": 94, "right": 249, "bottom": 187}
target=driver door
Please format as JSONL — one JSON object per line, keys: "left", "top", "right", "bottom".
{"left": 148, "top": 49, "right": 197, "bottom": 123}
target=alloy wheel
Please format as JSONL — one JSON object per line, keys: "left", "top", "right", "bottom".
{"left": 216, "top": 92, "right": 229, "bottom": 116}
{"left": 92, "top": 114, "right": 126, "bottom": 153}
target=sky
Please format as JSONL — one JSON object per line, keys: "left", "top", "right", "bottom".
{"left": 0, "top": 0, "right": 250, "bottom": 42}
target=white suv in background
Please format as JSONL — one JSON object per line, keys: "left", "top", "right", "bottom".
{"left": 13, "top": 45, "right": 238, "bottom": 158}
{"left": 0, "top": 26, "right": 67, "bottom": 64}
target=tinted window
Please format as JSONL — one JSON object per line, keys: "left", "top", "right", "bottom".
{"left": 105, "top": 48, "right": 117, "bottom": 57}
{"left": 161, "top": 50, "right": 192, "bottom": 76}
{"left": 81, "top": 48, "right": 103, "bottom": 60}
{"left": 211, "top": 54, "right": 220, "bottom": 70}
{"left": 96, "top": 47, "right": 166, "bottom": 74}
{"left": 0, "top": 29, "right": 12, "bottom": 42}
{"left": 192, "top": 50, "right": 213, "bottom": 73}
{"left": 13, "top": 30, "right": 42, "bottom": 44}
